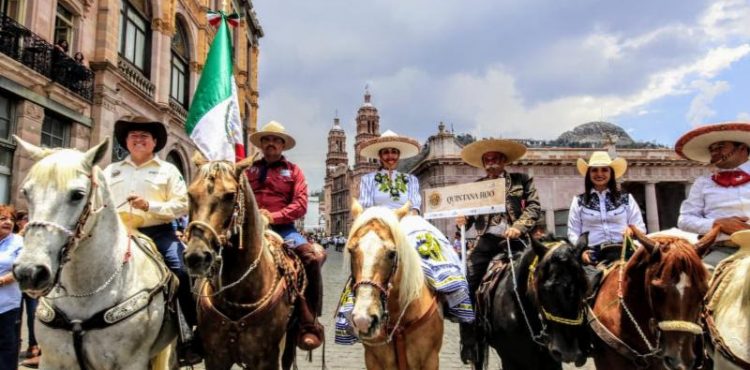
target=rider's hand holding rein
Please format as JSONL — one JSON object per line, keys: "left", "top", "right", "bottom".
{"left": 126, "top": 194, "right": 149, "bottom": 212}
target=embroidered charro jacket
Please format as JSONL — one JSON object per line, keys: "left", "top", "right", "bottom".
{"left": 465, "top": 173, "right": 542, "bottom": 236}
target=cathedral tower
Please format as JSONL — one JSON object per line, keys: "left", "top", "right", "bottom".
{"left": 325, "top": 116, "right": 348, "bottom": 176}
{"left": 354, "top": 88, "right": 380, "bottom": 174}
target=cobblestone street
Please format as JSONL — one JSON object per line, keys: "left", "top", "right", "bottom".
{"left": 19, "top": 248, "right": 594, "bottom": 369}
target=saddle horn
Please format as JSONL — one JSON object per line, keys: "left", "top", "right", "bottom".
{"left": 695, "top": 226, "right": 720, "bottom": 257}
{"left": 630, "top": 225, "right": 658, "bottom": 254}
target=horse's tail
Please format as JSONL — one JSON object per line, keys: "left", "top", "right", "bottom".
{"left": 150, "top": 339, "right": 175, "bottom": 370}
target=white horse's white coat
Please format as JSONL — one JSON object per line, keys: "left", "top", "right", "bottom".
{"left": 12, "top": 138, "right": 176, "bottom": 370}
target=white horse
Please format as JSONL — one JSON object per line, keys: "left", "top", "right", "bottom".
{"left": 11, "top": 137, "right": 176, "bottom": 370}
{"left": 704, "top": 243, "right": 750, "bottom": 369}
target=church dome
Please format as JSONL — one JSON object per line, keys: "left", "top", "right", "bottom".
{"left": 556, "top": 121, "right": 634, "bottom": 146}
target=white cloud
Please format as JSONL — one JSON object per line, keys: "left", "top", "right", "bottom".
{"left": 739, "top": 112, "right": 750, "bottom": 121}
{"left": 700, "top": 0, "right": 750, "bottom": 41}
{"left": 686, "top": 80, "right": 730, "bottom": 126}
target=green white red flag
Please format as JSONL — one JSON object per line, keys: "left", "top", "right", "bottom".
{"left": 186, "top": 11, "right": 245, "bottom": 162}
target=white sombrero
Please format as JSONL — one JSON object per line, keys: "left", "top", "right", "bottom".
{"left": 576, "top": 151, "right": 628, "bottom": 179}
{"left": 360, "top": 130, "right": 420, "bottom": 159}
{"left": 675, "top": 122, "right": 750, "bottom": 163}
{"left": 249, "top": 121, "right": 296, "bottom": 150}
{"left": 460, "top": 139, "right": 527, "bottom": 169}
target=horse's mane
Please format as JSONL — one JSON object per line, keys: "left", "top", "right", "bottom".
{"left": 714, "top": 251, "right": 750, "bottom": 316}
{"left": 629, "top": 236, "right": 708, "bottom": 294}
{"left": 25, "top": 149, "right": 90, "bottom": 188}
{"left": 197, "top": 161, "right": 234, "bottom": 181}
{"left": 347, "top": 206, "right": 424, "bottom": 308}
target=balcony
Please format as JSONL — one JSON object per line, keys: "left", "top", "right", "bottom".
{"left": 0, "top": 13, "right": 94, "bottom": 101}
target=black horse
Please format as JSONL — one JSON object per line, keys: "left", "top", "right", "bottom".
{"left": 478, "top": 234, "right": 591, "bottom": 370}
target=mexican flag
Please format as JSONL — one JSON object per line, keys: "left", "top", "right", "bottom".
{"left": 186, "top": 12, "right": 245, "bottom": 162}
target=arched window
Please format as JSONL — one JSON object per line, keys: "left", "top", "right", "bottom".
{"left": 166, "top": 150, "right": 185, "bottom": 178}
{"left": 119, "top": 0, "right": 151, "bottom": 75}
{"left": 170, "top": 19, "right": 190, "bottom": 107}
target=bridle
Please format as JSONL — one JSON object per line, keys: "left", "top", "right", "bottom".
{"left": 526, "top": 242, "right": 586, "bottom": 328}
{"left": 23, "top": 172, "right": 132, "bottom": 298}
{"left": 348, "top": 234, "right": 408, "bottom": 345}
{"left": 185, "top": 173, "right": 264, "bottom": 296}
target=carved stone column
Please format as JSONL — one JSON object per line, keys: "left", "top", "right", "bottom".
{"left": 645, "top": 182, "right": 660, "bottom": 233}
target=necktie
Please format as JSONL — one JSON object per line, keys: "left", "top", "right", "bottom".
{"left": 258, "top": 160, "right": 284, "bottom": 184}
{"left": 712, "top": 170, "right": 750, "bottom": 187}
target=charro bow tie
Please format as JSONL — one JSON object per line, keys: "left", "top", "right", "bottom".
{"left": 712, "top": 170, "right": 750, "bottom": 187}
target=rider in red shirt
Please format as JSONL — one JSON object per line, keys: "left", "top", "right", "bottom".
{"left": 246, "top": 121, "right": 325, "bottom": 351}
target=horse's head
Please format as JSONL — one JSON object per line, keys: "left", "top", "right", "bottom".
{"left": 183, "top": 152, "right": 255, "bottom": 277}
{"left": 530, "top": 233, "right": 589, "bottom": 366}
{"left": 12, "top": 136, "right": 110, "bottom": 296}
{"left": 346, "top": 200, "right": 422, "bottom": 340}
{"left": 629, "top": 226, "right": 717, "bottom": 370}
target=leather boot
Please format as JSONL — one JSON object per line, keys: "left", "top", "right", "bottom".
{"left": 293, "top": 243, "right": 326, "bottom": 350}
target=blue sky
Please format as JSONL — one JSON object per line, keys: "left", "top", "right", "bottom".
{"left": 252, "top": 0, "right": 750, "bottom": 191}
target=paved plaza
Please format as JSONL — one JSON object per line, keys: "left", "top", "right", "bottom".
{"left": 19, "top": 248, "right": 594, "bottom": 369}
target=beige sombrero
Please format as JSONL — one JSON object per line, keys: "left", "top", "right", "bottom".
{"left": 249, "top": 121, "right": 296, "bottom": 150}
{"left": 675, "top": 122, "right": 750, "bottom": 163}
{"left": 577, "top": 151, "right": 628, "bottom": 179}
{"left": 360, "top": 130, "right": 420, "bottom": 159}
{"left": 460, "top": 139, "right": 527, "bottom": 169}
{"left": 730, "top": 229, "right": 750, "bottom": 251}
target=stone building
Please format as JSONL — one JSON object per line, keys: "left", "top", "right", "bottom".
{"left": 0, "top": 0, "right": 262, "bottom": 206}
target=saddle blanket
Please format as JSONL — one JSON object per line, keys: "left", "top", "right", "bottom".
{"left": 335, "top": 215, "right": 474, "bottom": 345}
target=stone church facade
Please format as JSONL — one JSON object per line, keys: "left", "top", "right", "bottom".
{"left": 323, "top": 95, "right": 710, "bottom": 238}
{"left": 0, "top": 0, "right": 263, "bottom": 207}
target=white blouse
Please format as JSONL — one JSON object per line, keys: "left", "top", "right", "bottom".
{"left": 678, "top": 161, "right": 750, "bottom": 241}
{"left": 359, "top": 170, "right": 421, "bottom": 211}
{"left": 567, "top": 189, "right": 645, "bottom": 246}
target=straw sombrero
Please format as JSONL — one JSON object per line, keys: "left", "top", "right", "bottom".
{"left": 675, "top": 122, "right": 750, "bottom": 163}
{"left": 730, "top": 229, "right": 750, "bottom": 251}
{"left": 249, "top": 121, "right": 296, "bottom": 150}
{"left": 114, "top": 116, "right": 168, "bottom": 153}
{"left": 460, "top": 139, "right": 527, "bottom": 169}
{"left": 360, "top": 130, "right": 420, "bottom": 159}
{"left": 576, "top": 151, "right": 628, "bottom": 179}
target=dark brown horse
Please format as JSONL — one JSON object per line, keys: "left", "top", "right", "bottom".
{"left": 589, "top": 226, "right": 718, "bottom": 370}
{"left": 481, "top": 234, "right": 591, "bottom": 370}
{"left": 183, "top": 154, "right": 303, "bottom": 370}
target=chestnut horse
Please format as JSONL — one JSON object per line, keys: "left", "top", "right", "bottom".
{"left": 346, "top": 201, "right": 443, "bottom": 370}
{"left": 480, "top": 234, "right": 591, "bottom": 370}
{"left": 589, "top": 226, "right": 718, "bottom": 370}
{"left": 703, "top": 232, "right": 750, "bottom": 369}
{"left": 183, "top": 155, "right": 303, "bottom": 370}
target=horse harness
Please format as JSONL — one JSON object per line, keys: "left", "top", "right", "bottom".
{"left": 702, "top": 256, "right": 750, "bottom": 369}
{"left": 36, "top": 235, "right": 178, "bottom": 370}
{"left": 587, "top": 238, "right": 704, "bottom": 368}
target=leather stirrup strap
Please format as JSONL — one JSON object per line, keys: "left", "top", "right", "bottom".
{"left": 392, "top": 298, "right": 439, "bottom": 370}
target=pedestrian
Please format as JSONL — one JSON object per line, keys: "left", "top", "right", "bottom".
{"left": 246, "top": 121, "right": 325, "bottom": 350}
{"left": 103, "top": 116, "right": 200, "bottom": 365}
{"left": 452, "top": 232, "right": 462, "bottom": 258}
{"left": 676, "top": 122, "right": 750, "bottom": 269}
{"left": 455, "top": 138, "right": 542, "bottom": 364}
{"left": 0, "top": 204, "right": 23, "bottom": 370}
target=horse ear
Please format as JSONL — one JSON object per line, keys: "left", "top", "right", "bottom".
{"left": 695, "top": 226, "right": 720, "bottom": 257}
{"left": 575, "top": 232, "right": 589, "bottom": 259}
{"left": 13, "top": 135, "right": 53, "bottom": 160}
{"left": 192, "top": 151, "right": 208, "bottom": 167}
{"left": 234, "top": 156, "right": 255, "bottom": 178}
{"left": 394, "top": 201, "right": 411, "bottom": 220}
{"left": 630, "top": 225, "right": 658, "bottom": 254}
{"left": 83, "top": 137, "right": 110, "bottom": 168}
{"left": 351, "top": 198, "right": 363, "bottom": 219}
{"left": 531, "top": 237, "right": 548, "bottom": 257}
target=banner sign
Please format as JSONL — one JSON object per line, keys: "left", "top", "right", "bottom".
{"left": 423, "top": 179, "right": 505, "bottom": 220}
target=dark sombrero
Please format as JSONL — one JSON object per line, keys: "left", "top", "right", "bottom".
{"left": 114, "top": 116, "right": 168, "bottom": 153}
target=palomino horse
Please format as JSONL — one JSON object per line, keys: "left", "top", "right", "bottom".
{"left": 183, "top": 154, "right": 303, "bottom": 370}
{"left": 589, "top": 226, "right": 718, "bottom": 370}
{"left": 11, "top": 137, "right": 176, "bottom": 370}
{"left": 479, "top": 234, "right": 591, "bottom": 370}
{"left": 346, "top": 201, "right": 443, "bottom": 370}
{"left": 703, "top": 231, "right": 750, "bottom": 369}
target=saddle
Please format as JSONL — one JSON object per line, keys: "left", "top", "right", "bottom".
{"left": 475, "top": 254, "right": 514, "bottom": 330}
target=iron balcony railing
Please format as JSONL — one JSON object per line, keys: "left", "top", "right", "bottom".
{"left": 0, "top": 13, "right": 94, "bottom": 101}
